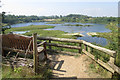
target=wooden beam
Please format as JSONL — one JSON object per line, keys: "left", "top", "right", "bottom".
{"left": 3, "top": 47, "right": 33, "bottom": 54}
{"left": 6, "top": 51, "right": 11, "bottom": 57}
{"left": 83, "top": 41, "right": 116, "bottom": 57}
{"left": 108, "top": 62, "right": 120, "bottom": 74}
{"left": 37, "top": 41, "right": 46, "bottom": 47}
{"left": 82, "top": 49, "right": 115, "bottom": 73}
{"left": 37, "top": 37, "right": 83, "bottom": 43}
{"left": 47, "top": 49, "right": 80, "bottom": 56}
{"left": 46, "top": 43, "right": 81, "bottom": 50}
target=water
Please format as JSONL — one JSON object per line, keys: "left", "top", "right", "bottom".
{"left": 12, "top": 31, "right": 30, "bottom": 34}
{"left": 9, "top": 22, "right": 111, "bottom": 46}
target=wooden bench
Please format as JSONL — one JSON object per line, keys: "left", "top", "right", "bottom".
{"left": 2, "top": 33, "right": 47, "bottom": 59}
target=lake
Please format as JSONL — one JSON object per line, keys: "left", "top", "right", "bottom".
{"left": 9, "top": 22, "right": 111, "bottom": 46}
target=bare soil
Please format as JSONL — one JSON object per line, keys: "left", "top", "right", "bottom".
{"left": 48, "top": 54, "right": 109, "bottom": 78}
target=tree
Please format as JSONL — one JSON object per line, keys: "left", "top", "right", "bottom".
{"left": 1, "top": 12, "right": 11, "bottom": 34}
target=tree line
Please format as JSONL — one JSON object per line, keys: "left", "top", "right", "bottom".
{"left": 60, "top": 14, "right": 117, "bottom": 24}
{"left": 1, "top": 13, "right": 117, "bottom": 34}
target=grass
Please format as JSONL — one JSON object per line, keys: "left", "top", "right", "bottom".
{"left": 63, "top": 24, "right": 93, "bottom": 27}
{"left": 5, "top": 25, "right": 75, "bottom": 38}
{"left": 46, "top": 21, "right": 64, "bottom": 24}
{"left": 89, "top": 61, "right": 112, "bottom": 78}
{"left": 2, "top": 65, "right": 52, "bottom": 79}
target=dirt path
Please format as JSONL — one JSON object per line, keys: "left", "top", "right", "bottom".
{"left": 48, "top": 54, "right": 94, "bottom": 78}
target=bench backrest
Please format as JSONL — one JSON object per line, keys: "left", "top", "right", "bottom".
{"left": 2, "top": 34, "right": 33, "bottom": 51}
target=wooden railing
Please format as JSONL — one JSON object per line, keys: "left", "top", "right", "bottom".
{"left": 37, "top": 37, "right": 120, "bottom": 75}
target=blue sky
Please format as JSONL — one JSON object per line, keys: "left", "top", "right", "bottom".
{"left": 1, "top": 0, "right": 119, "bottom": 17}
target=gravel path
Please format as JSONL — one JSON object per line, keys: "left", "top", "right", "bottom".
{"left": 48, "top": 54, "right": 92, "bottom": 78}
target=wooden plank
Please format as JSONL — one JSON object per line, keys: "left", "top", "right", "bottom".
{"left": 25, "top": 40, "right": 33, "bottom": 58}
{"left": 37, "top": 37, "right": 83, "bottom": 43}
{"left": 47, "top": 49, "right": 80, "bottom": 56}
{"left": 3, "top": 47, "right": 33, "bottom": 54}
{"left": 83, "top": 41, "right": 116, "bottom": 57}
{"left": 46, "top": 43, "right": 81, "bottom": 50}
{"left": 37, "top": 41, "right": 46, "bottom": 47}
{"left": 82, "top": 49, "right": 115, "bottom": 73}
{"left": 6, "top": 51, "right": 11, "bottom": 57}
{"left": 108, "top": 62, "right": 120, "bottom": 74}
{"left": 33, "top": 33, "right": 38, "bottom": 74}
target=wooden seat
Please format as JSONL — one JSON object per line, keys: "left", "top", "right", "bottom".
{"left": 2, "top": 34, "right": 47, "bottom": 59}
{"left": 37, "top": 47, "right": 44, "bottom": 53}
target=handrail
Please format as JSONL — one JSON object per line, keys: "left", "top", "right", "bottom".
{"left": 82, "top": 41, "right": 116, "bottom": 57}
{"left": 38, "top": 37, "right": 116, "bottom": 57}
{"left": 37, "top": 36, "right": 120, "bottom": 75}
{"left": 37, "top": 37, "right": 83, "bottom": 43}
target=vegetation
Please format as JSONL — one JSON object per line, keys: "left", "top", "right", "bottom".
{"left": 2, "top": 65, "right": 52, "bottom": 79}
{"left": 95, "top": 23, "right": 119, "bottom": 66}
{"left": 1, "top": 12, "right": 11, "bottom": 34}
{"left": 3, "top": 15, "right": 60, "bottom": 25}
{"left": 46, "top": 21, "right": 64, "bottom": 24}
{"left": 63, "top": 24, "right": 93, "bottom": 27}
{"left": 2, "top": 13, "right": 119, "bottom": 78}
{"left": 3, "top": 14, "right": 117, "bottom": 25}
{"left": 5, "top": 25, "right": 75, "bottom": 38}
{"left": 90, "top": 22, "right": 120, "bottom": 78}
{"left": 89, "top": 61, "right": 112, "bottom": 78}
{"left": 60, "top": 14, "right": 117, "bottom": 24}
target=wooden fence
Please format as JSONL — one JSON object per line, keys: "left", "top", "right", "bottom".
{"left": 2, "top": 34, "right": 120, "bottom": 75}
{"left": 2, "top": 33, "right": 47, "bottom": 74}
{"left": 37, "top": 37, "right": 120, "bottom": 75}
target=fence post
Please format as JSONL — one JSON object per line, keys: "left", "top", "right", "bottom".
{"left": 84, "top": 44, "right": 87, "bottom": 51}
{"left": 43, "top": 42, "right": 47, "bottom": 59}
{"left": 79, "top": 43, "right": 82, "bottom": 54}
{"left": 49, "top": 40, "right": 52, "bottom": 50}
{"left": 33, "top": 33, "right": 38, "bottom": 74}
{"left": 87, "top": 46, "right": 91, "bottom": 53}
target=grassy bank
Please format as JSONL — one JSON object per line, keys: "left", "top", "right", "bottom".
{"left": 5, "top": 25, "right": 75, "bottom": 38}
{"left": 90, "top": 23, "right": 120, "bottom": 78}
{"left": 63, "top": 24, "right": 93, "bottom": 27}
{"left": 46, "top": 21, "right": 64, "bottom": 24}
{"left": 97, "top": 23, "right": 120, "bottom": 67}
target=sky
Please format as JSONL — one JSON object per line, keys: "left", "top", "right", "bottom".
{"left": 0, "top": 0, "right": 119, "bottom": 17}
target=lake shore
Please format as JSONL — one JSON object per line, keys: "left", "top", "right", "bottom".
{"left": 63, "top": 33, "right": 84, "bottom": 37}
{"left": 87, "top": 32, "right": 98, "bottom": 36}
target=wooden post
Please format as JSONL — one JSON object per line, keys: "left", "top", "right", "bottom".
{"left": 33, "top": 33, "right": 38, "bottom": 74}
{"left": 79, "top": 43, "right": 82, "bottom": 54}
{"left": 87, "top": 46, "right": 91, "bottom": 53}
{"left": 49, "top": 40, "right": 52, "bottom": 50}
{"left": 49, "top": 40, "right": 52, "bottom": 54}
{"left": 109, "top": 57, "right": 115, "bottom": 64}
{"left": 43, "top": 42, "right": 47, "bottom": 59}
{"left": 84, "top": 44, "right": 87, "bottom": 51}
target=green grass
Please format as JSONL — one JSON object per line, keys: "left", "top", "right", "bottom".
{"left": 5, "top": 25, "right": 75, "bottom": 38}
{"left": 2, "top": 65, "right": 52, "bottom": 79}
{"left": 89, "top": 62, "right": 112, "bottom": 78}
{"left": 63, "top": 24, "right": 93, "bottom": 27}
{"left": 46, "top": 21, "right": 64, "bottom": 24}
